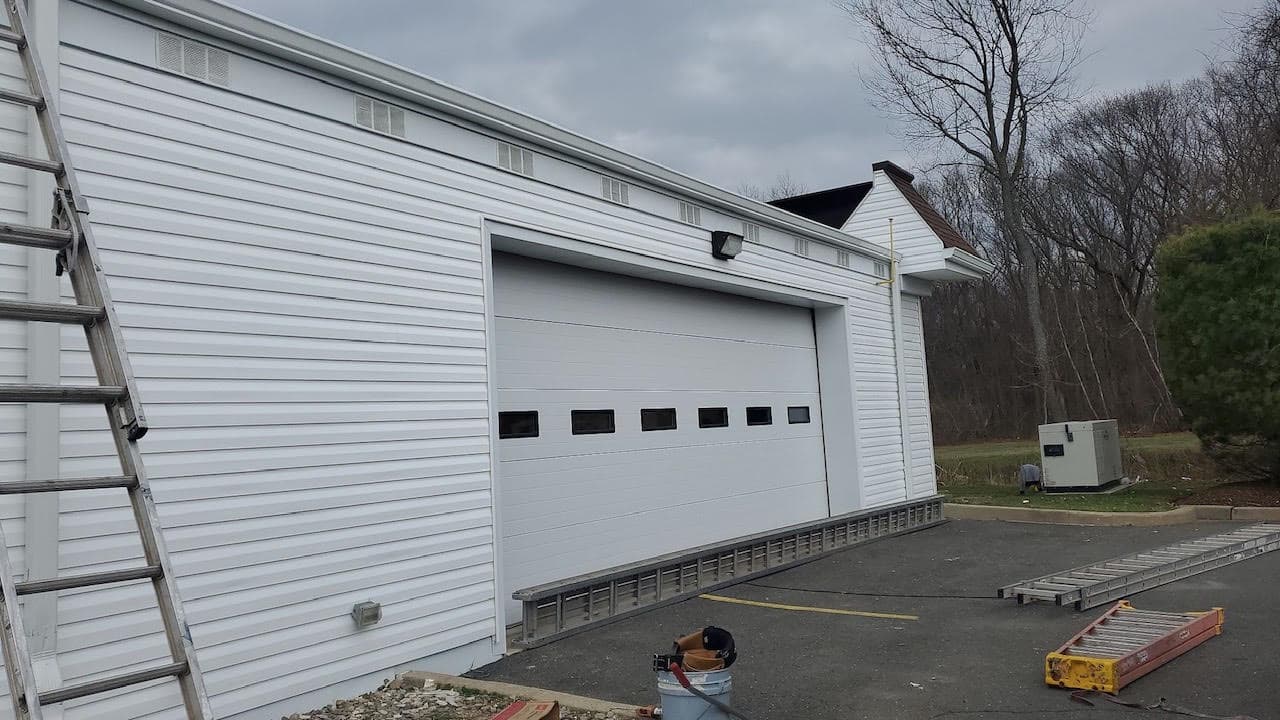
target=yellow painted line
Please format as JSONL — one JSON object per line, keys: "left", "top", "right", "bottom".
{"left": 698, "top": 593, "right": 918, "bottom": 621}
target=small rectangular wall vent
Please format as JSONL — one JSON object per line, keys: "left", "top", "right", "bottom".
{"left": 602, "top": 176, "right": 630, "bottom": 205}
{"left": 742, "top": 222, "right": 760, "bottom": 243}
{"left": 678, "top": 201, "right": 702, "bottom": 226}
{"left": 836, "top": 250, "right": 851, "bottom": 268}
{"left": 355, "top": 95, "right": 406, "bottom": 138}
{"left": 498, "top": 142, "right": 535, "bottom": 176}
{"left": 794, "top": 238, "right": 810, "bottom": 257}
{"left": 874, "top": 261, "right": 889, "bottom": 278}
{"left": 156, "top": 32, "right": 230, "bottom": 87}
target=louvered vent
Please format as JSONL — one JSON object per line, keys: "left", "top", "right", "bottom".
{"left": 836, "top": 250, "right": 851, "bottom": 268}
{"left": 355, "top": 95, "right": 407, "bottom": 138}
{"left": 678, "top": 201, "right": 702, "bottom": 226}
{"left": 874, "top": 261, "right": 889, "bottom": 278}
{"left": 794, "top": 238, "right": 810, "bottom": 257}
{"left": 601, "top": 176, "right": 630, "bottom": 205}
{"left": 156, "top": 32, "right": 230, "bottom": 87}
{"left": 742, "top": 222, "right": 761, "bottom": 243}
{"left": 498, "top": 142, "right": 535, "bottom": 176}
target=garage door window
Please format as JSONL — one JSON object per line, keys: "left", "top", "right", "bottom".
{"left": 641, "top": 408, "right": 677, "bottom": 431}
{"left": 746, "top": 406, "right": 773, "bottom": 426}
{"left": 571, "top": 409, "right": 616, "bottom": 435}
{"left": 787, "top": 406, "right": 811, "bottom": 424}
{"left": 698, "top": 407, "right": 729, "bottom": 428}
{"left": 498, "top": 411, "right": 539, "bottom": 439}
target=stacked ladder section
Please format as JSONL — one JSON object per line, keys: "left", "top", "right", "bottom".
{"left": 0, "top": 1, "right": 212, "bottom": 718}
{"left": 1045, "top": 601, "right": 1224, "bottom": 693}
{"left": 998, "top": 523, "right": 1280, "bottom": 610}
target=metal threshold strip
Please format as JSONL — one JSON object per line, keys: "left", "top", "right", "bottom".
{"left": 999, "top": 523, "right": 1280, "bottom": 610}
{"left": 511, "top": 495, "right": 945, "bottom": 648}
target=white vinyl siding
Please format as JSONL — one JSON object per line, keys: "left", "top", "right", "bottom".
{"left": 901, "top": 296, "right": 936, "bottom": 497}
{"left": 44, "top": 42, "right": 496, "bottom": 720}
{"left": 848, "top": 282, "right": 907, "bottom": 506}
{"left": 842, "top": 170, "right": 947, "bottom": 273}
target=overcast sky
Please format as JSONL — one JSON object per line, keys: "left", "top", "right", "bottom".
{"left": 226, "top": 0, "right": 1260, "bottom": 193}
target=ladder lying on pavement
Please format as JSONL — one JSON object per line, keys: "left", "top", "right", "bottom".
{"left": 998, "top": 523, "right": 1280, "bottom": 610}
{"left": 0, "top": 1, "right": 212, "bottom": 718}
{"left": 1045, "top": 601, "right": 1223, "bottom": 694}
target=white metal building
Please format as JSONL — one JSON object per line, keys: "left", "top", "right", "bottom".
{"left": 0, "top": 1, "right": 992, "bottom": 717}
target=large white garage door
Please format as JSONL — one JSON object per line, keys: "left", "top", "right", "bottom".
{"left": 493, "top": 253, "right": 829, "bottom": 613}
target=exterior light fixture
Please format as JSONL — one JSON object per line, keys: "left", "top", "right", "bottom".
{"left": 711, "top": 231, "right": 743, "bottom": 260}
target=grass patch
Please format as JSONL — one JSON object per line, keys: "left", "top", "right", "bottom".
{"left": 937, "top": 432, "right": 1225, "bottom": 511}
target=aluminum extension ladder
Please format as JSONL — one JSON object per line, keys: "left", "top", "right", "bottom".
{"left": 1045, "top": 601, "right": 1224, "bottom": 693}
{"left": 998, "top": 523, "right": 1280, "bottom": 610}
{"left": 0, "top": 1, "right": 212, "bottom": 718}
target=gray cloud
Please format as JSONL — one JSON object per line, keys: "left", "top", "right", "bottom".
{"left": 228, "top": 0, "right": 1258, "bottom": 192}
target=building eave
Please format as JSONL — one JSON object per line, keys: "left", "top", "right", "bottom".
{"left": 111, "top": 0, "right": 893, "bottom": 263}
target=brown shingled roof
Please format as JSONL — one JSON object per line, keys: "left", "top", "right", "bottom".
{"left": 871, "top": 161, "right": 978, "bottom": 256}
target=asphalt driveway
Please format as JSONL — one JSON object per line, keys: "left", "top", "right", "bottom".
{"left": 467, "top": 519, "right": 1277, "bottom": 719}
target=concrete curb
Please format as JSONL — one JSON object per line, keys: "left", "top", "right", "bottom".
{"left": 399, "top": 672, "right": 641, "bottom": 717}
{"left": 944, "top": 503, "right": 1280, "bottom": 526}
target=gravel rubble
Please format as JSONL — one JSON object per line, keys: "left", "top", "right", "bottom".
{"left": 283, "top": 677, "right": 625, "bottom": 720}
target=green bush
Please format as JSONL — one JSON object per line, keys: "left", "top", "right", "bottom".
{"left": 1156, "top": 211, "right": 1280, "bottom": 482}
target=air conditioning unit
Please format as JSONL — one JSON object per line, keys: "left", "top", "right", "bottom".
{"left": 1038, "top": 419, "right": 1124, "bottom": 491}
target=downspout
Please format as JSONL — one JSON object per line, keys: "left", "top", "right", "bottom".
{"left": 878, "top": 219, "right": 915, "bottom": 500}
{"left": 23, "top": 0, "right": 64, "bottom": 707}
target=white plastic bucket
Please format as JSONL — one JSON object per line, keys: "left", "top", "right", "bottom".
{"left": 656, "top": 668, "right": 734, "bottom": 720}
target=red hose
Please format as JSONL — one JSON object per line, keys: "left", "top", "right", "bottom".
{"left": 666, "top": 662, "right": 755, "bottom": 720}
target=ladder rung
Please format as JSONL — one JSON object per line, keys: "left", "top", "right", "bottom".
{"left": 0, "top": 27, "right": 20, "bottom": 46}
{"left": 16, "top": 565, "right": 162, "bottom": 595}
{"left": 39, "top": 661, "right": 188, "bottom": 706}
{"left": 0, "top": 86, "right": 42, "bottom": 108}
{"left": 0, "top": 221, "right": 74, "bottom": 249}
{"left": 0, "top": 298, "right": 104, "bottom": 324}
{"left": 0, "top": 148, "right": 61, "bottom": 173}
{"left": 0, "top": 384, "right": 126, "bottom": 403}
{"left": 0, "top": 475, "right": 138, "bottom": 494}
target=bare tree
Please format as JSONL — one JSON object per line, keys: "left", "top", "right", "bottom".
{"left": 737, "top": 171, "right": 810, "bottom": 201}
{"left": 843, "top": 0, "right": 1089, "bottom": 421}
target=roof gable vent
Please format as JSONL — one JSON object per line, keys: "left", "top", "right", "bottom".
{"left": 601, "top": 176, "right": 630, "bottom": 205}
{"left": 156, "top": 32, "right": 230, "bottom": 87}
{"left": 678, "top": 201, "right": 702, "bottom": 226}
{"left": 355, "top": 95, "right": 406, "bottom": 138}
{"left": 498, "top": 142, "right": 535, "bottom": 176}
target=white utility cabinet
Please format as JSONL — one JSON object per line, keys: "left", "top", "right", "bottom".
{"left": 1038, "top": 419, "right": 1124, "bottom": 490}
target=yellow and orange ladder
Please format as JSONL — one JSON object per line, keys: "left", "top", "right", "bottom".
{"left": 1045, "top": 601, "right": 1224, "bottom": 694}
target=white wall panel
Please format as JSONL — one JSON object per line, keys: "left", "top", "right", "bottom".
{"left": 848, "top": 283, "right": 908, "bottom": 506}
{"left": 901, "top": 296, "right": 936, "bottom": 497}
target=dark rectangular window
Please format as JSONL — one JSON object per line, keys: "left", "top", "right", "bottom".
{"left": 787, "top": 406, "right": 811, "bottom": 424}
{"left": 746, "top": 406, "right": 772, "bottom": 426}
{"left": 641, "top": 408, "right": 677, "bottom": 431}
{"left": 498, "top": 411, "right": 539, "bottom": 439}
{"left": 698, "top": 407, "right": 729, "bottom": 428}
{"left": 571, "top": 409, "right": 615, "bottom": 435}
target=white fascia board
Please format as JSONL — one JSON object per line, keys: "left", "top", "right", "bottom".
{"left": 901, "top": 248, "right": 993, "bottom": 282}
{"left": 944, "top": 247, "right": 994, "bottom": 277}
{"left": 107, "top": 0, "right": 892, "bottom": 263}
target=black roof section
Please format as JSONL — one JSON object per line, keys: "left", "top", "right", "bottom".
{"left": 767, "top": 182, "right": 873, "bottom": 230}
